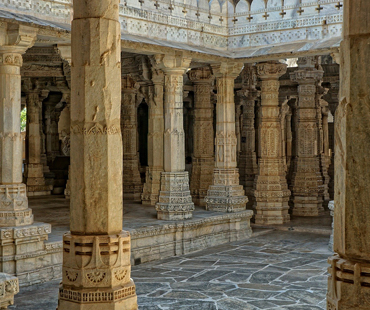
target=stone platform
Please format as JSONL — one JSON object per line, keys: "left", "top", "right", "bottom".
{"left": 28, "top": 196, "right": 253, "bottom": 267}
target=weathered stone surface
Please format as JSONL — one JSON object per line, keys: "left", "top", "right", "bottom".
{"left": 57, "top": 0, "right": 137, "bottom": 308}
{"left": 327, "top": 1, "right": 370, "bottom": 309}
{"left": 0, "top": 273, "right": 19, "bottom": 309}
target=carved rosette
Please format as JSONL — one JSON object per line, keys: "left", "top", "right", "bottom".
{"left": 254, "top": 61, "right": 291, "bottom": 225}
{"left": 60, "top": 232, "right": 137, "bottom": 306}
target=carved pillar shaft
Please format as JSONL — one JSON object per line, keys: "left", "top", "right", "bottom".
{"left": 290, "top": 57, "right": 324, "bottom": 216}
{"left": 24, "top": 82, "right": 52, "bottom": 196}
{"left": 238, "top": 65, "right": 259, "bottom": 207}
{"left": 121, "top": 76, "right": 142, "bottom": 200}
{"left": 254, "top": 61, "right": 290, "bottom": 225}
{"left": 187, "top": 67, "right": 215, "bottom": 207}
{"left": 58, "top": 0, "right": 137, "bottom": 308}
{"left": 141, "top": 70, "right": 164, "bottom": 205}
{"left": 205, "top": 63, "right": 248, "bottom": 213}
{"left": 154, "top": 53, "right": 194, "bottom": 220}
{"left": 327, "top": 1, "right": 370, "bottom": 309}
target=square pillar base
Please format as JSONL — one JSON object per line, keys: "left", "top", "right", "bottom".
{"left": 205, "top": 185, "right": 248, "bottom": 213}
{"left": 156, "top": 172, "right": 194, "bottom": 221}
{"left": 292, "top": 197, "right": 324, "bottom": 216}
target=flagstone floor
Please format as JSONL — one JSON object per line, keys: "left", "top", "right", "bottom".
{"left": 11, "top": 230, "right": 331, "bottom": 310}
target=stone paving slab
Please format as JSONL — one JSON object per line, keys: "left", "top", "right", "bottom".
{"left": 10, "top": 230, "right": 332, "bottom": 310}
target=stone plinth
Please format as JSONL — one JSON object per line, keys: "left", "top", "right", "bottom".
{"left": 187, "top": 67, "right": 215, "bottom": 207}
{"left": 156, "top": 172, "right": 194, "bottom": 220}
{"left": 154, "top": 53, "right": 195, "bottom": 220}
{"left": 0, "top": 273, "right": 19, "bottom": 309}
{"left": 205, "top": 63, "right": 248, "bottom": 213}
{"left": 254, "top": 62, "right": 290, "bottom": 225}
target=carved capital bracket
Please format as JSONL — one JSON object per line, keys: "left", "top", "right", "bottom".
{"left": 211, "top": 62, "right": 243, "bottom": 79}
{"left": 153, "top": 52, "right": 192, "bottom": 74}
{"left": 187, "top": 66, "right": 214, "bottom": 84}
{"left": 256, "top": 61, "right": 287, "bottom": 80}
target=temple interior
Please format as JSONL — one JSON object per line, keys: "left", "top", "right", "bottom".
{"left": 0, "top": 0, "right": 368, "bottom": 309}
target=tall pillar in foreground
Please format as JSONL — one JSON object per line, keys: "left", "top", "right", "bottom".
{"left": 141, "top": 65, "right": 164, "bottom": 205}
{"left": 154, "top": 53, "right": 195, "bottom": 220}
{"left": 254, "top": 61, "right": 290, "bottom": 225}
{"left": 290, "top": 57, "right": 324, "bottom": 216}
{"left": 238, "top": 64, "right": 259, "bottom": 207}
{"left": 205, "top": 63, "right": 248, "bottom": 212}
{"left": 58, "top": 0, "right": 137, "bottom": 308}
{"left": 327, "top": 1, "right": 370, "bottom": 309}
{"left": 121, "top": 75, "right": 142, "bottom": 201}
{"left": 23, "top": 80, "right": 53, "bottom": 196}
{"left": 187, "top": 67, "right": 215, "bottom": 207}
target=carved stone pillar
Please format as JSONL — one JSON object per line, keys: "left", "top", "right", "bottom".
{"left": 205, "top": 63, "right": 248, "bottom": 213}
{"left": 57, "top": 0, "right": 137, "bottom": 308}
{"left": 238, "top": 64, "right": 259, "bottom": 207}
{"left": 154, "top": 53, "right": 195, "bottom": 220}
{"left": 290, "top": 57, "right": 324, "bottom": 216}
{"left": 23, "top": 80, "right": 52, "bottom": 196}
{"left": 327, "top": 1, "right": 370, "bottom": 308}
{"left": 254, "top": 61, "right": 290, "bottom": 225}
{"left": 187, "top": 67, "right": 215, "bottom": 207}
{"left": 121, "top": 75, "right": 142, "bottom": 201}
{"left": 141, "top": 66, "right": 164, "bottom": 206}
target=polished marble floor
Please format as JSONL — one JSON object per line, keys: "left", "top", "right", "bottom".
{"left": 11, "top": 230, "right": 332, "bottom": 310}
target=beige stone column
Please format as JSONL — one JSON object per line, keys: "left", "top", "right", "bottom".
{"left": 238, "top": 64, "right": 259, "bottom": 207}
{"left": 141, "top": 65, "right": 164, "bottom": 205}
{"left": 327, "top": 1, "right": 370, "bottom": 308}
{"left": 121, "top": 75, "right": 142, "bottom": 201}
{"left": 290, "top": 57, "right": 324, "bottom": 216}
{"left": 23, "top": 80, "right": 52, "bottom": 196}
{"left": 205, "top": 63, "right": 248, "bottom": 212}
{"left": 58, "top": 0, "right": 137, "bottom": 308}
{"left": 154, "top": 53, "right": 195, "bottom": 220}
{"left": 254, "top": 61, "right": 290, "bottom": 225}
{"left": 0, "top": 24, "right": 37, "bottom": 227}
{"left": 187, "top": 67, "right": 215, "bottom": 207}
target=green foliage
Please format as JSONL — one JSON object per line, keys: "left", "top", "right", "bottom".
{"left": 20, "top": 108, "right": 27, "bottom": 132}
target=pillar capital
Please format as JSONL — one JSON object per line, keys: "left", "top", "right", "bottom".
{"left": 153, "top": 53, "right": 191, "bottom": 74}
{"left": 211, "top": 62, "right": 243, "bottom": 79}
{"left": 187, "top": 67, "right": 214, "bottom": 84}
{"left": 256, "top": 61, "right": 287, "bottom": 80}
{"left": 121, "top": 75, "right": 140, "bottom": 92}
{"left": 0, "top": 23, "right": 38, "bottom": 56}
{"left": 57, "top": 44, "right": 72, "bottom": 65}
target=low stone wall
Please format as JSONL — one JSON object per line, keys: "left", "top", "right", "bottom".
{"left": 130, "top": 210, "right": 253, "bottom": 265}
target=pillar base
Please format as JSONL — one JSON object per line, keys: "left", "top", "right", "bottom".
{"left": 58, "top": 231, "right": 138, "bottom": 310}
{"left": 205, "top": 168, "right": 248, "bottom": 213}
{"left": 0, "top": 273, "right": 19, "bottom": 309}
{"left": 0, "top": 184, "right": 33, "bottom": 226}
{"left": 26, "top": 185, "right": 53, "bottom": 197}
{"left": 141, "top": 167, "right": 162, "bottom": 206}
{"left": 292, "top": 197, "right": 324, "bottom": 216}
{"left": 327, "top": 255, "right": 370, "bottom": 310}
{"left": 156, "top": 172, "right": 194, "bottom": 221}
{"left": 254, "top": 201, "right": 290, "bottom": 225}
{"left": 123, "top": 189, "right": 142, "bottom": 201}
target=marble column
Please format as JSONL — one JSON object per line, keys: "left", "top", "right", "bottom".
{"left": 205, "top": 63, "right": 248, "bottom": 213}
{"left": 57, "top": 0, "right": 138, "bottom": 308}
{"left": 254, "top": 61, "right": 290, "bottom": 225}
{"left": 121, "top": 75, "right": 142, "bottom": 201}
{"left": 141, "top": 65, "right": 164, "bottom": 206}
{"left": 327, "top": 1, "right": 370, "bottom": 308}
{"left": 23, "top": 80, "right": 52, "bottom": 196}
{"left": 187, "top": 67, "right": 215, "bottom": 207}
{"left": 290, "top": 57, "right": 324, "bottom": 216}
{"left": 154, "top": 53, "right": 195, "bottom": 220}
{"left": 238, "top": 64, "right": 259, "bottom": 207}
